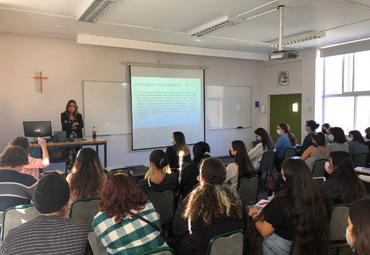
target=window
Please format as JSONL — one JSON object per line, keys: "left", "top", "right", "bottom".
{"left": 321, "top": 50, "right": 370, "bottom": 135}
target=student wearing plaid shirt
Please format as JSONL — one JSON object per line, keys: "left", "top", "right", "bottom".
{"left": 92, "top": 173, "right": 167, "bottom": 255}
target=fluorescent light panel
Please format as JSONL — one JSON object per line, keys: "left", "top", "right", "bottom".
{"left": 77, "top": 0, "right": 119, "bottom": 23}
{"left": 269, "top": 31, "right": 326, "bottom": 47}
{"left": 188, "top": 16, "right": 242, "bottom": 38}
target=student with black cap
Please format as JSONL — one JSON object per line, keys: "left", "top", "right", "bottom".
{"left": 0, "top": 172, "right": 88, "bottom": 255}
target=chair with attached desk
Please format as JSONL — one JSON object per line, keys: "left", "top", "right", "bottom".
{"left": 206, "top": 229, "right": 245, "bottom": 255}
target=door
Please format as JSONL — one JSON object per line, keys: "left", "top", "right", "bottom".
{"left": 269, "top": 94, "right": 301, "bottom": 144}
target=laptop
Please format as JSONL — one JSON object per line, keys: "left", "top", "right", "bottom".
{"left": 53, "top": 131, "right": 67, "bottom": 143}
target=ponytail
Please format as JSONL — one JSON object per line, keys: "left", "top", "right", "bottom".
{"left": 278, "top": 122, "right": 296, "bottom": 147}
{"left": 149, "top": 150, "right": 168, "bottom": 169}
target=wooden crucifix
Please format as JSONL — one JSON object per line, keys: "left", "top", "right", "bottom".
{"left": 34, "top": 71, "right": 48, "bottom": 93}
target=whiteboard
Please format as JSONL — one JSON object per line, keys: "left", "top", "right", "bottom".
{"left": 205, "top": 86, "right": 251, "bottom": 130}
{"left": 84, "top": 81, "right": 131, "bottom": 136}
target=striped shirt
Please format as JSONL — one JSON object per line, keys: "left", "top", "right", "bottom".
{"left": 0, "top": 169, "right": 37, "bottom": 215}
{"left": 92, "top": 200, "right": 167, "bottom": 255}
{"left": 0, "top": 215, "right": 88, "bottom": 255}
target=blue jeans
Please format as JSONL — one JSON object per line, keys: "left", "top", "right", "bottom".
{"left": 262, "top": 232, "right": 292, "bottom": 255}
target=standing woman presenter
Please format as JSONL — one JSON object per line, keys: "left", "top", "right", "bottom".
{"left": 61, "top": 100, "right": 84, "bottom": 170}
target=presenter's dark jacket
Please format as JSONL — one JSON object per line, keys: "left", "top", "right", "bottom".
{"left": 166, "top": 146, "right": 191, "bottom": 169}
{"left": 61, "top": 113, "right": 84, "bottom": 138}
{"left": 296, "top": 131, "right": 314, "bottom": 156}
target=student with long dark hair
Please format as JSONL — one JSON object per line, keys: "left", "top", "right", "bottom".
{"left": 67, "top": 148, "right": 106, "bottom": 201}
{"left": 92, "top": 174, "right": 167, "bottom": 254}
{"left": 179, "top": 141, "right": 210, "bottom": 198}
{"left": 346, "top": 197, "right": 370, "bottom": 255}
{"left": 327, "top": 127, "right": 349, "bottom": 153}
{"left": 249, "top": 159, "right": 329, "bottom": 255}
{"left": 138, "top": 149, "right": 179, "bottom": 195}
{"left": 322, "top": 123, "right": 331, "bottom": 143}
{"left": 249, "top": 128, "right": 275, "bottom": 170}
{"left": 166, "top": 131, "right": 191, "bottom": 170}
{"left": 296, "top": 120, "right": 320, "bottom": 156}
{"left": 225, "top": 140, "right": 255, "bottom": 189}
{"left": 348, "top": 130, "right": 369, "bottom": 156}
{"left": 300, "top": 132, "right": 329, "bottom": 171}
{"left": 169, "top": 157, "right": 246, "bottom": 255}
{"left": 320, "top": 151, "right": 367, "bottom": 211}
{"left": 274, "top": 122, "right": 296, "bottom": 167}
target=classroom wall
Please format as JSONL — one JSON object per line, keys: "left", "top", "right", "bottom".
{"left": 0, "top": 32, "right": 263, "bottom": 167}
{"left": 260, "top": 48, "right": 317, "bottom": 143}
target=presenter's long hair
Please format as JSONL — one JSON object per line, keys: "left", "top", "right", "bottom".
{"left": 173, "top": 131, "right": 191, "bottom": 156}
{"left": 231, "top": 140, "right": 255, "bottom": 178}
{"left": 64, "top": 99, "right": 79, "bottom": 117}
{"left": 181, "top": 157, "right": 242, "bottom": 225}
{"left": 255, "top": 159, "right": 329, "bottom": 255}
{"left": 99, "top": 173, "right": 147, "bottom": 224}
{"left": 69, "top": 148, "right": 105, "bottom": 200}
{"left": 254, "top": 128, "right": 275, "bottom": 151}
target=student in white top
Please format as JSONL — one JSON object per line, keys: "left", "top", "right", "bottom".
{"left": 248, "top": 128, "right": 276, "bottom": 171}
{"left": 225, "top": 140, "right": 255, "bottom": 189}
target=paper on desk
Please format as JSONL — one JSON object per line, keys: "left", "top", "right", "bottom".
{"left": 355, "top": 167, "right": 370, "bottom": 175}
{"left": 256, "top": 199, "right": 270, "bottom": 209}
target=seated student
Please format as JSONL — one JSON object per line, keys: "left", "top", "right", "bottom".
{"left": 346, "top": 197, "right": 370, "bottom": 255}
{"left": 347, "top": 130, "right": 369, "bottom": 156}
{"left": 144, "top": 164, "right": 171, "bottom": 179}
{"left": 248, "top": 159, "right": 329, "bottom": 255}
{"left": 327, "top": 127, "right": 349, "bottom": 153}
{"left": 296, "top": 120, "right": 320, "bottom": 156}
{"left": 179, "top": 141, "right": 210, "bottom": 198}
{"left": 322, "top": 123, "right": 331, "bottom": 143}
{"left": 225, "top": 140, "right": 255, "bottom": 189}
{"left": 248, "top": 128, "right": 276, "bottom": 170}
{"left": 9, "top": 136, "right": 50, "bottom": 180}
{"left": 320, "top": 151, "right": 367, "bottom": 211}
{"left": 300, "top": 132, "right": 329, "bottom": 171}
{"left": 138, "top": 149, "right": 179, "bottom": 195}
{"left": 93, "top": 173, "right": 167, "bottom": 255}
{"left": 365, "top": 127, "right": 370, "bottom": 167}
{"left": 0, "top": 172, "right": 88, "bottom": 255}
{"left": 168, "top": 157, "right": 247, "bottom": 255}
{"left": 274, "top": 122, "right": 296, "bottom": 167}
{"left": 67, "top": 148, "right": 107, "bottom": 202}
{"left": 0, "top": 146, "right": 37, "bottom": 223}
{"left": 166, "top": 131, "right": 191, "bottom": 171}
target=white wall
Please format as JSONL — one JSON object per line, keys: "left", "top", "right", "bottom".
{"left": 260, "top": 48, "right": 317, "bottom": 143}
{"left": 0, "top": 33, "right": 263, "bottom": 167}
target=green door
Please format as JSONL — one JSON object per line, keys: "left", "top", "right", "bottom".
{"left": 269, "top": 94, "right": 301, "bottom": 144}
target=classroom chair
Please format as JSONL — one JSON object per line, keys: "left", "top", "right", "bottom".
{"left": 328, "top": 204, "right": 351, "bottom": 253}
{"left": 206, "top": 229, "right": 245, "bottom": 255}
{"left": 135, "top": 247, "right": 175, "bottom": 255}
{"left": 1, "top": 204, "right": 39, "bottom": 242}
{"left": 312, "top": 159, "right": 327, "bottom": 177}
{"left": 69, "top": 197, "right": 101, "bottom": 232}
{"left": 283, "top": 148, "right": 296, "bottom": 161}
{"left": 257, "top": 151, "right": 275, "bottom": 186}
{"left": 353, "top": 153, "right": 368, "bottom": 168}
{"left": 288, "top": 230, "right": 300, "bottom": 255}
{"left": 237, "top": 175, "right": 259, "bottom": 204}
{"left": 88, "top": 231, "right": 107, "bottom": 255}
{"left": 148, "top": 190, "right": 175, "bottom": 225}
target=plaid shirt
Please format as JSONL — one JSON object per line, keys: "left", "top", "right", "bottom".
{"left": 92, "top": 200, "right": 167, "bottom": 255}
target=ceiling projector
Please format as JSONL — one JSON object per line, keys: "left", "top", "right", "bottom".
{"left": 270, "top": 50, "right": 299, "bottom": 60}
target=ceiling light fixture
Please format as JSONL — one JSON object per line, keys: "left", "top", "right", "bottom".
{"left": 188, "top": 16, "right": 243, "bottom": 38}
{"left": 77, "top": 0, "right": 119, "bottom": 24}
{"left": 269, "top": 31, "right": 326, "bottom": 47}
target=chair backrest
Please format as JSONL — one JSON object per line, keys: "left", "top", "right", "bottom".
{"left": 182, "top": 161, "right": 192, "bottom": 171}
{"left": 88, "top": 231, "right": 107, "bottom": 255}
{"left": 110, "top": 168, "right": 131, "bottom": 177}
{"left": 1, "top": 204, "right": 39, "bottom": 242}
{"left": 135, "top": 247, "right": 175, "bottom": 255}
{"left": 289, "top": 230, "right": 300, "bottom": 255}
{"left": 284, "top": 148, "right": 296, "bottom": 161}
{"left": 206, "top": 229, "right": 245, "bottom": 255}
{"left": 353, "top": 153, "right": 368, "bottom": 168}
{"left": 237, "top": 175, "right": 259, "bottom": 204}
{"left": 258, "top": 151, "right": 275, "bottom": 172}
{"left": 312, "top": 159, "right": 327, "bottom": 177}
{"left": 148, "top": 190, "right": 175, "bottom": 225}
{"left": 69, "top": 197, "right": 101, "bottom": 232}
{"left": 329, "top": 204, "right": 351, "bottom": 243}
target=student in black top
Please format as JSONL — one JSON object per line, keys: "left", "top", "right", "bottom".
{"left": 249, "top": 159, "right": 329, "bottom": 255}
{"left": 179, "top": 141, "right": 210, "bottom": 198}
{"left": 138, "top": 149, "right": 179, "bottom": 195}
{"left": 296, "top": 120, "right": 320, "bottom": 156}
{"left": 61, "top": 100, "right": 84, "bottom": 170}
{"left": 166, "top": 131, "right": 191, "bottom": 171}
